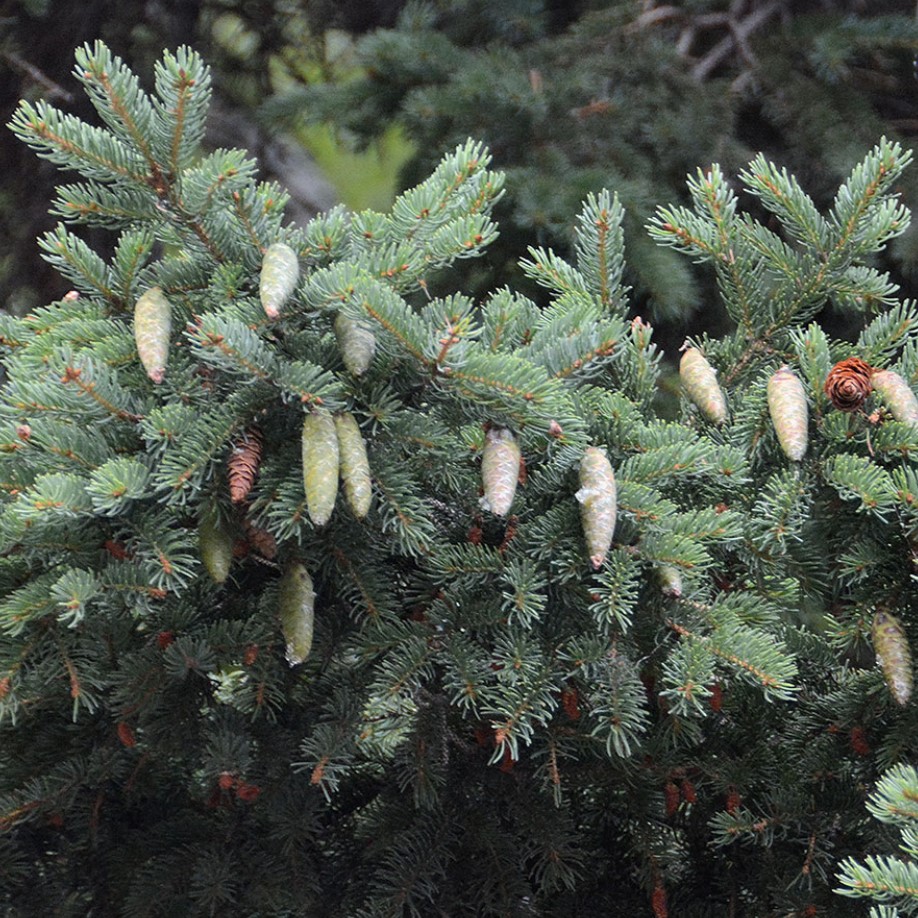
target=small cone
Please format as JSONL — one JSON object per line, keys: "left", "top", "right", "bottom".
{"left": 872, "top": 610, "right": 913, "bottom": 706}
{"left": 259, "top": 243, "right": 299, "bottom": 320}
{"left": 227, "top": 427, "right": 263, "bottom": 504}
{"left": 576, "top": 446, "right": 616, "bottom": 569}
{"left": 302, "top": 409, "right": 339, "bottom": 526}
{"left": 480, "top": 428, "right": 520, "bottom": 517}
{"left": 767, "top": 366, "right": 808, "bottom": 462}
{"left": 871, "top": 369, "right": 918, "bottom": 428}
{"left": 679, "top": 348, "right": 727, "bottom": 425}
{"left": 199, "top": 508, "right": 234, "bottom": 585}
{"left": 824, "top": 357, "right": 873, "bottom": 412}
{"left": 335, "top": 313, "right": 376, "bottom": 376}
{"left": 134, "top": 287, "right": 172, "bottom": 383}
{"left": 279, "top": 562, "right": 315, "bottom": 666}
{"left": 334, "top": 412, "right": 372, "bottom": 519}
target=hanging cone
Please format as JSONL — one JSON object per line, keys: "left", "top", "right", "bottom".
{"left": 871, "top": 369, "right": 918, "bottom": 428}
{"left": 334, "top": 412, "right": 372, "bottom": 518}
{"left": 259, "top": 242, "right": 299, "bottom": 320}
{"left": 134, "top": 286, "right": 172, "bottom": 383}
{"left": 302, "top": 409, "right": 339, "bottom": 526}
{"left": 279, "top": 562, "right": 315, "bottom": 666}
{"left": 577, "top": 446, "right": 617, "bottom": 569}
{"left": 227, "top": 427, "right": 264, "bottom": 504}
{"left": 480, "top": 427, "right": 520, "bottom": 517}
{"left": 679, "top": 347, "right": 727, "bottom": 425}
{"left": 198, "top": 507, "right": 234, "bottom": 585}
{"left": 335, "top": 313, "right": 376, "bottom": 376}
{"left": 872, "top": 610, "right": 913, "bottom": 705}
{"left": 767, "top": 365, "right": 808, "bottom": 462}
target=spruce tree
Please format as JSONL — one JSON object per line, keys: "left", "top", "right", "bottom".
{"left": 2, "top": 41, "right": 918, "bottom": 916}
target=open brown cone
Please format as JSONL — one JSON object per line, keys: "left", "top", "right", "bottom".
{"left": 824, "top": 358, "right": 874, "bottom": 412}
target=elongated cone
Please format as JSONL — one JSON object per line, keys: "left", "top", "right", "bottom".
{"left": 480, "top": 428, "right": 520, "bottom": 516}
{"left": 259, "top": 243, "right": 299, "bottom": 320}
{"left": 680, "top": 347, "right": 727, "bottom": 425}
{"left": 134, "top": 286, "right": 171, "bottom": 383}
{"left": 577, "top": 446, "right": 617, "bottom": 570}
{"left": 872, "top": 610, "right": 913, "bottom": 705}
{"left": 227, "top": 427, "right": 263, "bottom": 504}
{"left": 335, "top": 313, "right": 376, "bottom": 376}
{"left": 767, "top": 365, "right": 808, "bottom": 462}
{"left": 198, "top": 507, "right": 234, "bottom": 585}
{"left": 334, "top": 412, "right": 372, "bottom": 518}
{"left": 302, "top": 409, "right": 339, "bottom": 526}
{"left": 279, "top": 562, "right": 315, "bottom": 666}
{"left": 871, "top": 369, "right": 918, "bottom": 428}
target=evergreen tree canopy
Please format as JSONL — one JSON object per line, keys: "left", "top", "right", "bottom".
{"left": 268, "top": 0, "right": 918, "bottom": 332}
{"left": 3, "top": 41, "right": 918, "bottom": 916}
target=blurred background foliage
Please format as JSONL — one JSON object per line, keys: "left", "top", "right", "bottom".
{"left": 2, "top": 0, "right": 918, "bottom": 351}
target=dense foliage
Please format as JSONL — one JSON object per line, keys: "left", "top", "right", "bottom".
{"left": 3, "top": 42, "right": 918, "bottom": 917}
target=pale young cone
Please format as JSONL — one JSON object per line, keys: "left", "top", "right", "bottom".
{"left": 767, "top": 366, "right": 808, "bottom": 462}
{"left": 679, "top": 348, "right": 727, "bottom": 425}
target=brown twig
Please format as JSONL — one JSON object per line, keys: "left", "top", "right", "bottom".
{"left": 2, "top": 49, "right": 73, "bottom": 101}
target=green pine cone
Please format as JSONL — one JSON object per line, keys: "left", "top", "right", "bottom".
{"left": 302, "top": 409, "right": 339, "bottom": 526}
{"left": 133, "top": 286, "right": 172, "bottom": 384}
{"left": 680, "top": 347, "right": 727, "bottom": 425}
{"left": 334, "top": 412, "right": 372, "bottom": 519}
{"left": 767, "top": 365, "right": 808, "bottom": 462}
{"left": 577, "top": 446, "right": 617, "bottom": 570}
{"left": 872, "top": 610, "right": 913, "bottom": 706}
{"left": 279, "top": 562, "right": 315, "bottom": 666}
{"left": 335, "top": 313, "right": 376, "bottom": 376}
{"left": 871, "top": 369, "right": 918, "bottom": 428}
{"left": 198, "top": 507, "right": 234, "bottom": 585}
{"left": 480, "top": 427, "right": 520, "bottom": 517}
{"left": 657, "top": 564, "right": 683, "bottom": 598}
{"left": 259, "top": 242, "right": 300, "bottom": 320}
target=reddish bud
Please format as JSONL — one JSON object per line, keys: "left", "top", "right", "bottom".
{"left": 243, "top": 644, "right": 259, "bottom": 666}
{"left": 0, "top": 676, "right": 10, "bottom": 701}
{"left": 235, "top": 782, "right": 261, "bottom": 802}
{"left": 16, "top": 424, "right": 31, "bottom": 440}
{"left": 561, "top": 686, "right": 581, "bottom": 721}
{"left": 664, "top": 781, "right": 680, "bottom": 817}
{"left": 156, "top": 630, "right": 175, "bottom": 650}
{"left": 726, "top": 787, "right": 741, "bottom": 814}
{"left": 116, "top": 721, "right": 136, "bottom": 748}
{"left": 218, "top": 772, "right": 236, "bottom": 790}
{"left": 498, "top": 746, "right": 514, "bottom": 773}
{"left": 103, "top": 540, "right": 130, "bottom": 560}
{"left": 709, "top": 683, "right": 724, "bottom": 713}
{"left": 849, "top": 726, "right": 870, "bottom": 757}
{"left": 651, "top": 884, "right": 668, "bottom": 918}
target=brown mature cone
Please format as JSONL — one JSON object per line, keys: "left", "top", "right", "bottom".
{"left": 824, "top": 358, "right": 874, "bottom": 412}
{"left": 227, "top": 427, "right": 264, "bottom": 503}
